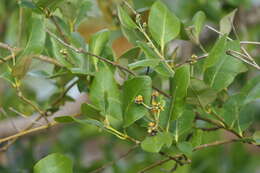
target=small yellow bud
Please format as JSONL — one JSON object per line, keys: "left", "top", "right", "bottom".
{"left": 148, "top": 122, "right": 156, "bottom": 127}
{"left": 135, "top": 95, "right": 144, "bottom": 104}
{"left": 152, "top": 91, "right": 159, "bottom": 97}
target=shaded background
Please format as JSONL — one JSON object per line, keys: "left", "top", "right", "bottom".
{"left": 0, "top": 0, "right": 260, "bottom": 172}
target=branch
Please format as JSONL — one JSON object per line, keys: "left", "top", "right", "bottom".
{"left": 138, "top": 158, "right": 172, "bottom": 173}
{"left": 46, "top": 29, "right": 171, "bottom": 98}
{"left": 193, "top": 139, "right": 240, "bottom": 151}
{"left": 0, "top": 94, "right": 88, "bottom": 138}
{"left": 226, "top": 50, "right": 260, "bottom": 70}
{"left": 90, "top": 144, "right": 138, "bottom": 173}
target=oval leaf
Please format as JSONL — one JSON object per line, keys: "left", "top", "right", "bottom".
{"left": 123, "top": 76, "right": 152, "bottom": 127}
{"left": 118, "top": 6, "right": 138, "bottom": 29}
{"left": 34, "top": 153, "right": 73, "bottom": 173}
{"left": 148, "top": 1, "right": 180, "bottom": 49}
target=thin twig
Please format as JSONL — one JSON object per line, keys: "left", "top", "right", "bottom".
{"left": 196, "top": 127, "right": 221, "bottom": 131}
{"left": 90, "top": 144, "right": 138, "bottom": 173}
{"left": 50, "top": 16, "right": 69, "bottom": 44}
{"left": 175, "top": 54, "right": 209, "bottom": 68}
{"left": 46, "top": 29, "right": 171, "bottom": 98}
{"left": 195, "top": 114, "right": 242, "bottom": 138}
{"left": 193, "top": 139, "right": 240, "bottom": 151}
{"left": 138, "top": 158, "right": 172, "bottom": 173}
{"left": 46, "top": 29, "right": 136, "bottom": 76}
{"left": 0, "top": 121, "right": 57, "bottom": 144}
{"left": 52, "top": 79, "right": 79, "bottom": 106}
{"left": 240, "top": 41, "right": 260, "bottom": 45}
{"left": 33, "top": 54, "right": 64, "bottom": 67}
{"left": 226, "top": 50, "right": 260, "bottom": 70}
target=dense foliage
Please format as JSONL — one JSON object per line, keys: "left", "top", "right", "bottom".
{"left": 0, "top": 0, "right": 259, "bottom": 172}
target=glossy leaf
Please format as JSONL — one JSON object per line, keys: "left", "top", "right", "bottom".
{"left": 36, "top": 0, "right": 65, "bottom": 11}
{"left": 137, "top": 41, "right": 174, "bottom": 77}
{"left": 90, "top": 65, "right": 122, "bottom": 120}
{"left": 141, "top": 132, "right": 173, "bottom": 153}
{"left": 241, "top": 76, "right": 260, "bottom": 104}
{"left": 89, "top": 29, "right": 110, "bottom": 70}
{"left": 22, "top": 14, "right": 46, "bottom": 56}
{"left": 172, "top": 110, "right": 195, "bottom": 142}
{"left": 54, "top": 116, "right": 104, "bottom": 129}
{"left": 12, "top": 14, "right": 46, "bottom": 79}
{"left": 220, "top": 9, "right": 237, "bottom": 35}
{"left": 219, "top": 94, "right": 254, "bottom": 134}
{"left": 169, "top": 64, "right": 190, "bottom": 120}
{"left": 34, "top": 153, "right": 73, "bottom": 173}
{"left": 187, "top": 79, "right": 217, "bottom": 107}
{"left": 177, "top": 142, "right": 193, "bottom": 157}
{"left": 191, "top": 129, "right": 202, "bottom": 147}
{"left": 81, "top": 103, "right": 103, "bottom": 120}
{"left": 204, "top": 40, "right": 247, "bottom": 91}
{"left": 192, "top": 11, "right": 206, "bottom": 43}
{"left": 128, "top": 59, "right": 160, "bottom": 69}
{"left": 117, "top": 6, "right": 137, "bottom": 29}
{"left": 203, "top": 36, "right": 227, "bottom": 70}
{"left": 148, "top": 1, "right": 180, "bottom": 49}
{"left": 123, "top": 76, "right": 152, "bottom": 127}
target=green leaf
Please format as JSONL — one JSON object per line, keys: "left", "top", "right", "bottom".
{"left": 54, "top": 116, "right": 104, "bottom": 129}
{"left": 219, "top": 94, "right": 254, "bottom": 134}
{"left": 89, "top": 29, "right": 110, "bottom": 70}
{"left": 220, "top": 9, "right": 237, "bottom": 35}
{"left": 117, "top": 6, "right": 138, "bottom": 29}
{"left": 203, "top": 36, "right": 227, "bottom": 70}
{"left": 13, "top": 14, "right": 46, "bottom": 79}
{"left": 23, "top": 14, "right": 46, "bottom": 55}
{"left": 253, "top": 131, "right": 260, "bottom": 145}
{"left": 0, "top": 71, "right": 16, "bottom": 85}
{"left": 169, "top": 64, "right": 190, "bottom": 120}
{"left": 128, "top": 59, "right": 160, "bottom": 69}
{"left": 191, "top": 129, "right": 202, "bottom": 147}
{"left": 34, "top": 153, "right": 73, "bottom": 173}
{"left": 187, "top": 79, "right": 217, "bottom": 107}
{"left": 141, "top": 132, "right": 173, "bottom": 153}
{"left": 119, "top": 47, "right": 140, "bottom": 60}
{"left": 204, "top": 40, "right": 247, "bottom": 91}
{"left": 192, "top": 11, "right": 206, "bottom": 44}
{"left": 54, "top": 116, "right": 75, "bottom": 123}
{"left": 177, "top": 142, "right": 193, "bottom": 157}
{"left": 123, "top": 76, "right": 152, "bottom": 127}
{"left": 81, "top": 103, "right": 103, "bottom": 120}
{"left": 172, "top": 110, "right": 195, "bottom": 142}
{"left": 12, "top": 56, "right": 32, "bottom": 79}
{"left": 241, "top": 76, "right": 260, "bottom": 104}
{"left": 148, "top": 0, "right": 180, "bottom": 49}
{"left": 90, "top": 65, "right": 122, "bottom": 120}
{"left": 121, "top": 26, "right": 144, "bottom": 45}
{"left": 19, "top": 0, "right": 42, "bottom": 13}
{"left": 137, "top": 41, "right": 174, "bottom": 77}
{"left": 36, "top": 0, "right": 65, "bottom": 11}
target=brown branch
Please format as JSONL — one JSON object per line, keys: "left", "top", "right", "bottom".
{"left": 46, "top": 29, "right": 171, "bottom": 98}
{"left": 138, "top": 158, "right": 172, "bottom": 173}
{"left": 194, "top": 139, "right": 240, "bottom": 151}
{"left": 195, "top": 114, "right": 242, "bottom": 139}
{"left": 50, "top": 16, "right": 69, "bottom": 44}
{"left": 32, "top": 54, "right": 64, "bottom": 67}
{"left": 90, "top": 144, "right": 138, "bottom": 173}
{"left": 52, "top": 79, "right": 79, "bottom": 106}
{"left": 175, "top": 54, "right": 209, "bottom": 68}
{"left": 0, "top": 120, "right": 57, "bottom": 144}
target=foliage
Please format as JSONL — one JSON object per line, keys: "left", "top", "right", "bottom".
{"left": 0, "top": 0, "right": 259, "bottom": 172}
